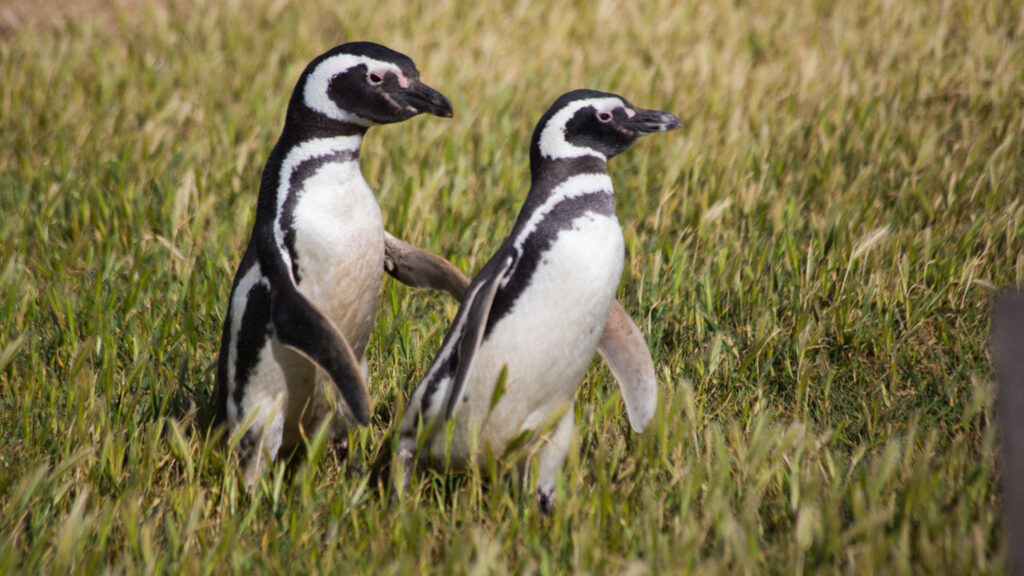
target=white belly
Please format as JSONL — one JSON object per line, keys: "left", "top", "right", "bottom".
{"left": 438, "top": 213, "right": 625, "bottom": 462}
{"left": 291, "top": 162, "right": 384, "bottom": 359}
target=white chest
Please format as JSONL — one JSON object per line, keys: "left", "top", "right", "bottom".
{"left": 456, "top": 212, "right": 625, "bottom": 450}
{"left": 290, "top": 161, "right": 384, "bottom": 357}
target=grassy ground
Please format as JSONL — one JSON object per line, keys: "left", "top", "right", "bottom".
{"left": 1, "top": 0, "right": 1022, "bottom": 572}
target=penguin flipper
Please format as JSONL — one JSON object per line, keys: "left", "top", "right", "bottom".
{"left": 271, "top": 281, "right": 372, "bottom": 425}
{"left": 596, "top": 300, "right": 657, "bottom": 433}
{"left": 443, "top": 254, "right": 515, "bottom": 419}
{"left": 383, "top": 231, "right": 470, "bottom": 300}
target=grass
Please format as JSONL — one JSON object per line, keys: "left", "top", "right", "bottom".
{"left": 1, "top": 0, "right": 1022, "bottom": 572}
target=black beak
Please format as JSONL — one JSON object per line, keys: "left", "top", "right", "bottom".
{"left": 622, "top": 108, "right": 681, "bottom": 134}
{"left": 400, "top": 80, "right": 454, "bottom": 118}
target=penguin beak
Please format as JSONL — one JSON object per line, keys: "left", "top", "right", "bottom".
{"left": 400, "top": 80, "right": 454, "bottom": 118}
{"left": 622, "top": 108, "right": 681, "bottom": 134}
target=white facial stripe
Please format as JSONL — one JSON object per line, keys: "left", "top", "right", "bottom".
{"left": 273, "top": 135, "right": 363, "bottom": 282}
{"left": 503, "top": 172, "right": 614, "bottom": 285}
{"left": 538, "top": 97, "right": 627, "bottom": 160}
{"left": 303, "top": 54, "right": 404, "bottom": 124}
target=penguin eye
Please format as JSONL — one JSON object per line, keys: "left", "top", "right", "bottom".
{"left": 596, "top": 111, "right": 613, "bottom": 123}
{"left": 367, "top": 72, "right": 384, "bottom": 86}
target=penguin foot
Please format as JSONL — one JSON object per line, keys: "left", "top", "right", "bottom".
{"left": 391, "top": 448, "right": 415, "bottom": 505}
{"left": 536, "top": 486, "right": 556, "bottom": 515}
{"left": 238, "top": 429, "right": 268, "bottom": 492}
{"left": 331, "top": 437, "right": 350, "bottom": 463}
{"left": 332, "top": 437, "right": 368, "bottom": 478}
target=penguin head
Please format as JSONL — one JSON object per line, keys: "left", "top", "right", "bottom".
{"left": 531, "top": 89, "right": 680, "bottom": 162}
{"left": 288, "top": 42, "right": 453, "bottom": 128}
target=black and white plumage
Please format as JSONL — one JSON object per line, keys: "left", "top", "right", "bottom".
{"left": 395, "top": 89, "right": 680, "bottom": 512}
{"left": 214, "top": 42, "right": 458, "bottom": 489}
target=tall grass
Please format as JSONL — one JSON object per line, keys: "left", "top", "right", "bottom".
{"left": 1, "top": 0, "right": 1021, "bottom": 572}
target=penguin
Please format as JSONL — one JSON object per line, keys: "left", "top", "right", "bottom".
{"left": 214, "top": 41, "right": 459, "bottom": 490}
{"left": 394, "top": 89, "right": 680, "bottom": 513}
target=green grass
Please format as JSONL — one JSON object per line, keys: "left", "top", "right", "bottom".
{"left": 1, "top": 0, "right": 1022, "bottom": 572}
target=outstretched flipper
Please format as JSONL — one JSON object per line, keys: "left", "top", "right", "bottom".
{"left": 596, "top": 300, "right": 656, "bottom": 432}
{"left": 270, "top": 274, "right": 371, "bottom": 426}
{"left": 384, "top": 231, "right": 470, "bottom": 299}
{"left": 441, "top": 254, "right": 516, "bottom": 419}
{"left": 391, "top": 249, "right": 510, "bottom": 500}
